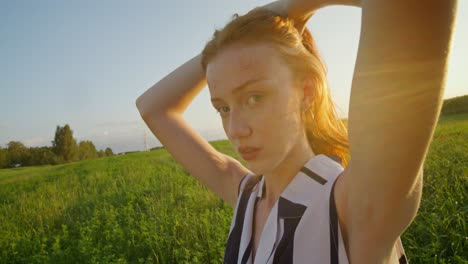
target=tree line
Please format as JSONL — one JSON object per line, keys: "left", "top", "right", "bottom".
{"left": 440, "top": 94, "right": 468, "bottom": 116}
{"left": 0, "top": 124, "right": 113, "bottom": 169}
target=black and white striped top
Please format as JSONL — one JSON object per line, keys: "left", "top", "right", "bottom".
{"left": 224, "top": 154, "right": 408, "bottom": 264}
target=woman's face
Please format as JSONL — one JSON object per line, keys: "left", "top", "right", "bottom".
{"left": 206, "top": 42, "right": 307, "bottom": 174}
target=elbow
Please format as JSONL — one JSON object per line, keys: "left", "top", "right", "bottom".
{"left": 135, "top": 97, "right": 140, "bottom": 111}
{"left": 135, "top": 97, "right": 146, "bottom": 118}
{"left": 382, "top": 175, "right": 424, "bottom": 238}
{"left": 136, "top": 97, "right": 171, "bottom": 121}
{"left": 135, "top": 96, "right": 156, "bottom": 119}
{"left": 135, "top": 96, "right": 143, "bottom": 112}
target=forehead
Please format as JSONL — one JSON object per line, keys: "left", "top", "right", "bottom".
{"left": 206, "top": 42, "right": 292, "bottom": 95}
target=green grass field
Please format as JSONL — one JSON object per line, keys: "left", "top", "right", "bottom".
{"left": 0, "top": 114, "right": 466, "bottom": 263}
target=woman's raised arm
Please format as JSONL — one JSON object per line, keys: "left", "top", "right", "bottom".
{"left": 272, "top": 0, "right": 457, "bottom": 261}
{"left": 136, "top": 54, "right": 251, "bottom": 209}
{"left": 340, "top": 0, "right": 458, "bottom": 260}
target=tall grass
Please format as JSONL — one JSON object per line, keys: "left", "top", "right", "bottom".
{"left": 401, "top": 113, "right": 467, "bottom": 263}
{"left": 0, "top": 114, "right": 466, "bottom": 263}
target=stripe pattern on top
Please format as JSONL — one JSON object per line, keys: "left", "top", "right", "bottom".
{"left": 224, "top": 154, "right": 408, "bottom": 264}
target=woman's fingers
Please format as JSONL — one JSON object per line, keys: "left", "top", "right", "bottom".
{"left": 256, "top": 0, "right": 288, "bottom": 16}
{"left": 256, "top": 0, "right": 315, "bottom": 34}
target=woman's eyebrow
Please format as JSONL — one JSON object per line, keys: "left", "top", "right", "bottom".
{"left": 210, "top": 78, "right": 267, "bottom": 103}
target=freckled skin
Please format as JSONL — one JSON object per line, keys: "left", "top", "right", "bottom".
{"left": 238, "top": 51, "right": 252, "bottom": 71}
{"left": 206, "top": 42, "right": 308, "bottom": 178}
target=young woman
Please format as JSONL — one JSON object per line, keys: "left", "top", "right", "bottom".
{"left": 136, "top": 0, "right": 457, "bottom": 263}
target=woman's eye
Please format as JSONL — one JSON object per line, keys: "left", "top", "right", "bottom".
{"left": 246, "top": 95, "right": 262, "bottom": 106}
{"left": 216, "top": 106, "right": 230, "bottom": 116}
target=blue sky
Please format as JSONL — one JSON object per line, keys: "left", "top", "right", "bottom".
{"left": 1, "top": 0, "right": 467, "bottom": 154}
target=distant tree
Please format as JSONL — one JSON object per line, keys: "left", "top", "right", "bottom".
{"left": 52, "top": 124, "right": 78, "bottom": 163}
{"left": 7, "top": 141, "right": 30, "bottom": 166}
{"left": 104, "top": 147, "right": 114, "bottom": 156}
{"left": 27, "top": 146, "right": 59, "bottom": 166}
{"left": 150, "top": 146, "right": 164, "bottom": 151}
{"left": 40, "top": 146, "right": 60, "bottom": 165}
{"left": 78, "top": 140, "right": 98, "bottom": 160}
{"left": 0, "top": 147, "right": 10, "bottom": 168}
{"left": 97, "top": 150, "right": 106, "bottom": 158}
{"left": 441, "top": 95, "right": 468, "bottom": 115}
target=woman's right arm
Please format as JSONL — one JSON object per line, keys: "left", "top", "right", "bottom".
{"left": 136, "top": 53, "right": 252, "bottom": 209}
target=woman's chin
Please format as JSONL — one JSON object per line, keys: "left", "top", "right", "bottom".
{"left": 246, "top": 162, "right": 265, "bottom": 176}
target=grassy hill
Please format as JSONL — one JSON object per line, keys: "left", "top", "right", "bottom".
{"left": 0, "top": 114, "right": 466, "bottom": 263}
{"left": 441, "top": 95, "right": 468, "bottom": 116}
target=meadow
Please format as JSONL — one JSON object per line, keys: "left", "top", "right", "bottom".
{"left": 0, "top": 113, "right": 466, "bottom": 263}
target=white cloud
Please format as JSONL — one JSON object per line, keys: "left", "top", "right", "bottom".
{"left": 94, "top": 120, "right": 141, "bottom": 128}
{"left": 22, "top": 136, "right": 50, "bottom": 147}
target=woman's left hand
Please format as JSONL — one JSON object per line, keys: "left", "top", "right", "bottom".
{"left": 256, "top": 0, "right": 362, "bottom": 34}
{"left": 256, "top": 0, "right": 320, "bottom": 34}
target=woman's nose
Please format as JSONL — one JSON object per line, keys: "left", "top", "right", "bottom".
{"left": 227, "top": 109, "right": 251, "bottom": 140}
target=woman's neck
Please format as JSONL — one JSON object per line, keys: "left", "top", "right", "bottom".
{"left": 261, "top": 141, "right": 315, "bottom": 209}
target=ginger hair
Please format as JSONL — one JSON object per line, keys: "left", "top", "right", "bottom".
{"left": 201, "top": 8, "right": 350, "bottom": 167}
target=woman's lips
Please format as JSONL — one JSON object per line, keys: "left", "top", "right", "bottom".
{"left": 239, "top": 148, "right": 261, "bottom": 161}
